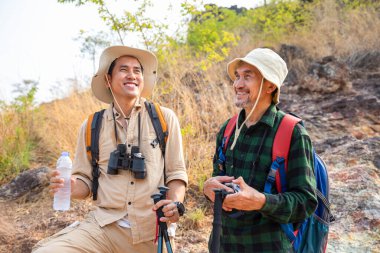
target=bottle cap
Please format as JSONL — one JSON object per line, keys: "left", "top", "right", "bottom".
{"left": 61, "top": 151, "right": 69, "bottom": 156}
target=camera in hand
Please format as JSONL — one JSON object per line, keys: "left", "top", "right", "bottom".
{"left": 107, "top": 144, "right": 146, "bottom": 179}
{"left": 224, "top": 182, "right": 241, "bottom": 193}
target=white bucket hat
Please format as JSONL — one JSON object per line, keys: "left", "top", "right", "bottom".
{"left": 91, "top": 45, "right": 158, "bottom": 104}
{"left": 227, "top": 48, "right": 288, "bottom": 104}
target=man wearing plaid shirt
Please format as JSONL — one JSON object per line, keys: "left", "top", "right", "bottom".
{"left": 203, "top": 48, "right": 317, "bottom": 252}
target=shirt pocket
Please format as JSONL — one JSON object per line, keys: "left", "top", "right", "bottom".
{"left": 97, "top": 172, "right": 128, "bottom": 209}
{"left": 140, "top": 133, "right": 164, "bottom": 185}
{"left": 141, "top": 134, "right": 163, "bottom": 164}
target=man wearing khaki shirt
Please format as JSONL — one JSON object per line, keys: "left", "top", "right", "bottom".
{"left": 33, "top": 46, "right": 188, "bottom": 253}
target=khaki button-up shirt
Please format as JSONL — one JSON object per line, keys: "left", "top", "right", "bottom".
{"left": 72, "top": 98, "right": 188, "bottom": 244}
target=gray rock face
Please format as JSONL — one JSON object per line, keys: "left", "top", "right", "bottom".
{"left": 279, "top": 45, "right": 380, "bottom": 252}
{"left": 0, "top": 167, "right": 50, "bottom": 202}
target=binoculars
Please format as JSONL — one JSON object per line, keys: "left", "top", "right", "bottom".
{"left": 107, "top": 144, "right": 146, "bottom": 179}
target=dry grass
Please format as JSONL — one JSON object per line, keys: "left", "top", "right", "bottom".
{"left": 35, "top": 90, "right": 106, "bottom": 165}
{"left": 287, "top": 0, "right": 380, "bottom": 59}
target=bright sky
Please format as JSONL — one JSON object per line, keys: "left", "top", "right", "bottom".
{"left": 0, "top": 0, "right": 260, "bottom": 103}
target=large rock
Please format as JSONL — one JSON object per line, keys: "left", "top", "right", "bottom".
{"left": 0, "top": 167, "right": 50, "bottom": 202}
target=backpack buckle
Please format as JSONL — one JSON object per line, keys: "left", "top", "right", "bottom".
{"left": 151, "top": 138, "right": 159, "bottom": 148}
{"left": 267, "top": 167, "right": 277, "bottom": 184}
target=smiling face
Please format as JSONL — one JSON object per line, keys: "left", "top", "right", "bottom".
{"left": 233, "top": 62, "right": 264, "bottom": 110}
{"left": 107, "top": 55, "right": 144, "bottom": 101}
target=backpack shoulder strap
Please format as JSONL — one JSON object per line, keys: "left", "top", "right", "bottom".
{"left": 263, "top": 113, "right": 302, "bottom": 243}
{"left": 144, "top": 101, "right": 168, "bottom": 154}
{"left": 273, "top": 113, "right": 301, "bottom": 193}
{"left": 85, "top": 109, "right": 105, "bottom": 201}
{"left": 216, "top": 115, "right": 238, "bottom": 175}
{"left": 272, "top": 114, "right": 302, "bottom": 170}
{"left": 223, "top": 114, "right": 238, "bottom": 152}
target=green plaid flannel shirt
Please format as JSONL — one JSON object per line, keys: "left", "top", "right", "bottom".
{"left": 210, "top": 104, "right": 317, "bottom": 253}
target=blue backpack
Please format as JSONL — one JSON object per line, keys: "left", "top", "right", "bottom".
{"left": 218, "top": 113, "right": 334, "bottom": 253}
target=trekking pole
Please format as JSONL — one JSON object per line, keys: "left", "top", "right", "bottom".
{"left": 151, "top": 193, "right": 164, "bottom": 253}
{"left": 151, "top": 191, "right": 174, "bottom": 253}
{"left": 210, "top": 189, "right": 227, "bottom": 253}
{"left": 158, "top": 186, "right": 174, "bottom": 253}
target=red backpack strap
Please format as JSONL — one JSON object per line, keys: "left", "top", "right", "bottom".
{"left": 223, "top": 114, "right": 238, "bottom": 152}
{"left": 272, "top": 114, "right": 301, "bottom": 192}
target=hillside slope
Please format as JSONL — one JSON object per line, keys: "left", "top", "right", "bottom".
{"left": 0, "top": 45, "right": 379, "bottom": 253}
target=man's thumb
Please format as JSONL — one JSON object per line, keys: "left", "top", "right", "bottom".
{"left": 234, "top": 176, "right": 247, "bottom": 189}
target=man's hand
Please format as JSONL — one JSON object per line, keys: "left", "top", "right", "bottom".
{"left": 222, "top": 176, "right": 266, "bottom": 211}
{"left": 48, "top": 170, "right": 76, "bottom": 196}
{"left": 152, "top": 180, "right": 186, "bottom": 224}
{"left": 152, "top": 199, "right": 180, "bottom": 223}
{"left": 49, "top": 170, "right": 89, "bottom": 199}
{"left": 203, "top": 175, "right": 235, "bottom": 202}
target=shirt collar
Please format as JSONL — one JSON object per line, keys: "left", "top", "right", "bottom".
{"left": 237, "top": 103, "right": 277, "bottom": 128}
{"left": 105, "top": 97, "right": 144, "bottom": 121}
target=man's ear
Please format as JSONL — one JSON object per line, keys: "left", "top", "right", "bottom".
{"left": 265, "top": 81, "right": 277, "bottom": 94}
{"left": 105, "top": 74, "right": 112, "bottom": 87}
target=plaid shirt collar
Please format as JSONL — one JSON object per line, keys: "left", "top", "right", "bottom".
{"left": 237, "top": 104, "right": 278, "bottom": 130}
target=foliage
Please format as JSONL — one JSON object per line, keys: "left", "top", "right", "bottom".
{"left": 242, "top": 0, "right": 312, "bottom": 42}
{"left": 183, "top": 3, "right": 239, "bottom": 70}
{"left": 0, "top": 80, "right": 38, "bottom": 183}
{"left": 75, "top": 30, "right": 110, "bottom": 73}
{"left": 58, "top": 0, "right": 169, "bottom": 50}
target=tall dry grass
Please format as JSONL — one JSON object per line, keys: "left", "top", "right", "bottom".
{"left": 35, "top": 90, "right": 105, "bottom": 165}
{"left": 286, "top": 0, "right": 380, "bottom": 59}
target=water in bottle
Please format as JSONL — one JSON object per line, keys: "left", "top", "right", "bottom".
{"left": 53, "top": 151, "right": 72, "bottom": 211}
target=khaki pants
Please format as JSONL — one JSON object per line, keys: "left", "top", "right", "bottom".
{"left": 32, "top": 212, "right": 174, "bottom": 253}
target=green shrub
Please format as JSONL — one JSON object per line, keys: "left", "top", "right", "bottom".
{"left": 0, "top": 81, "right": 38, "bottom": 183}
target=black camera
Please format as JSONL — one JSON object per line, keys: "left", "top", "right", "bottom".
{"left": 224, "top": 182, "right": 241, "bottom": 193}
{"left": 107, "top": 144, "right": 146, "bottom": 179}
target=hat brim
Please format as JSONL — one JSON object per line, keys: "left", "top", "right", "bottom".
{"left": 91, "top": 46, "right": 158, "bottom": 104}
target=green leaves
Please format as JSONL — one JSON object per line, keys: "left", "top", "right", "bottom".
{"left": 0, "top": 80, "right": 38, "bottom": 183}
{"left": 185, "top": 4, "right": 239, "bottom": 70}
{"left": 59, "top": 0, "right": 168, "bottom": 50}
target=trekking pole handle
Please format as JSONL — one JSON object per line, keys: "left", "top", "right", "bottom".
{"left": 151, "top": 193, "right": 168, "bottom": 230}
{"left": 158, "top": 186, "right": 170, "bottom": 199}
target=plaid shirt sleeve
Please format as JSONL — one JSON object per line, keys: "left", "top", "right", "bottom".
{"left": 260, "top": 124, "right": 318, "bottom": 224}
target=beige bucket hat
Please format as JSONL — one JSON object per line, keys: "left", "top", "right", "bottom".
{"left": 91, "top": 45, "right": 158, "bottom": 104}
{"left": 227, "top": 48, "right": 288, "bottom": 104}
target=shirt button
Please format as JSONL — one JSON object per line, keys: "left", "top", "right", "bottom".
{"left": 130, "top": 181, "right": 134, "bottom": 185}
{"left": 128, "top": 202, "right": 132, "bottom": 205}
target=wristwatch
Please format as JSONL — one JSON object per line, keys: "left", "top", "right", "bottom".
{"left": 174, "top": 201, "right": 186, "bottom": 216}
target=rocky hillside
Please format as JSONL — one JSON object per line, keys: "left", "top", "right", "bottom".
{"left": 279, "top": 45, "right": 380, "bottom": 253}
{"left": 0, "top": 45, "right": 379, "bottom": 253}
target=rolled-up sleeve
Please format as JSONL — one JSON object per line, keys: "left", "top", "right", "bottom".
{"left": 72, "top": 120, "right": 92, "bottom": 195}
{"left": 162, "top": 107, "right": 188, "bottom": 186}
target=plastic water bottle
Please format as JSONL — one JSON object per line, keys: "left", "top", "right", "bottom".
{"left": 53, "top": 151, "right": 72, "bottom": 211}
